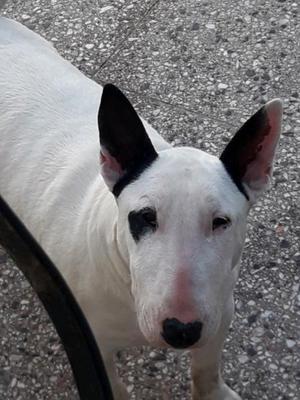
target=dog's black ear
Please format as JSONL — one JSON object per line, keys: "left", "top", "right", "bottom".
{"left": 98, "top": 84, "right": 158, "bottom": 196}
{"left": 220, "top": 99, "right": 282, "bottom": 203}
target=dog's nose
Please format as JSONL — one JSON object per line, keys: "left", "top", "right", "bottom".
{"left": 161, "top": 318, "right": 202, "bottom": 348}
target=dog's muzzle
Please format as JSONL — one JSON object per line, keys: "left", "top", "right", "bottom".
{"left": 161, "top": 318, "right": 202, "bottom": 348}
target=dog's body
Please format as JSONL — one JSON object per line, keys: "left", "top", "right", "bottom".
{"left": 0, "top": 17, "right": 282, "bottom": 400}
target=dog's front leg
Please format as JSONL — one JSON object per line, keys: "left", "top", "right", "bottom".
{"left": 191, "top": 299, "right": 241, "bottom": 400}
{"left": 102, "top": 349, "right": 129, "bottom": 400}
{"left": 191, "top": 349, "right": 241, "bottom": 400}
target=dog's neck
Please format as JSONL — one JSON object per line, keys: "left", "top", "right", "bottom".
{"left": 83, "top": 183, "right": 133, "bottom": 299}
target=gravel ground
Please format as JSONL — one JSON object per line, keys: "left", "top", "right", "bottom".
{"left": 0, "top": 0, "right": 299, "bottom": 399}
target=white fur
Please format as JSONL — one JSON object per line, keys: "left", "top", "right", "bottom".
{"left": 0, "top": 17, "right": 281, "bottom": 400}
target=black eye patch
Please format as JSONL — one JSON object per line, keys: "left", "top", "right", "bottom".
{"left": 128, "top": 207, "right": 158, "bottom": 242}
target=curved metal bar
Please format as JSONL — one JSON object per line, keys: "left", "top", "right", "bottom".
{"left": 0, "top": 195, "right": 113, "bottom": 400}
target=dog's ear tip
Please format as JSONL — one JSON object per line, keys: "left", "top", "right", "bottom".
{"left": 263, "top": 98, "right": 283, "bottom": 136}
{"left": 103, "top": 82, "right": 119, "bottom": 91}
{"left": 99, "top": 84, "right": 124, "bottom": 119}
{"left": 265, "top": 98, "right": 283, "bottom": 117}
{"left": 101, "top": 83, "right": 120, "bottom": 98}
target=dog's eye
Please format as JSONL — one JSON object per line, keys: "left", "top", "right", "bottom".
{"left": 128, "top": 207, "right": 157, "bottom": 242}
{"left": 140, "top": 208, "right": 157, "bottom": 228}
{"left": 212, "top": 217, "right": 231, "bottom": 231}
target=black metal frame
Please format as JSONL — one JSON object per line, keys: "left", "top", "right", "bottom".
{"left": 0, "top": 195, "right": 113, "bottom": 400}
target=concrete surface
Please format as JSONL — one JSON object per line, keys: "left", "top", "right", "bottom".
{"left": 0, "top": 0, "right": 299, "bottom": 399}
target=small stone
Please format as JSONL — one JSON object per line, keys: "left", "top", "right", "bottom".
{"left": 238, "top": 355, "right": 248, "bottom": 364}
{"left": 246, "top": 68, "right": 256, "bottom": 77}
{"left": 293, "top": 254, "right": 300, "bottom": 266}
{"left": 11, "top": 377, "right": 17, "bottom": 388}
{"left": 246, "top": 345, "right": 257, "bottom": 357}
{"left": 279, "top": 19, "right": 289, "bottom": 28}
{"left": 20, "top": 280, "right": 30, "bottom": 289}
{"left": 126, "top": 384, "right": 134, "bottom": 393}
{"left": 253, "top": 327, "right": 265, "bottom": 337}
{"left": 261, "top": 310, "right": 274, "bottom": 320}
{"left": 191, "top": 22, "right": 200, "bottom": 31}
{"left": 140, "top": 82, "right": 150, "bottom": 91}
{"left": 206, "top": 22, "right": 215, "bottom": 29}
{"left": 155, "top": 361, "right": 164, "bottom": 368}
{"left": 9, "top": 354, "right": 23, "bottom": 363}
{"left": 262, "top": 72, "right": 271, "bottom": 81}
{"left": 253, "top": 263, "right": 261, "bottom": 270}
{"left": 280, "top": 239, "right": 290, "bottom": 248}
{"left": 99, "top": 6, "right": 114, "bottom": 14}
{"left": 248, "top": 313, "right": 258, "bottom": 326}
{"left": 286, "top": 339, "right": 296, "bottom": 348}
{"left": 21, "top": 14, "right": 31, "bottom": 21}
{"left": 85, "top": 44, "right": 94, "bottom": 50}
{"left": 218, "top": 83, "right": 228, "bottom": 90}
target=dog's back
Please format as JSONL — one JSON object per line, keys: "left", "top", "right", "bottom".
{"left": 0, "top": 17, "right": 104, "bottom": 263}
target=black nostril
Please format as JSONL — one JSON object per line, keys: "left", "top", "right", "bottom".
{"left": 161, "top": 318, "right": 202, "bottom": 349}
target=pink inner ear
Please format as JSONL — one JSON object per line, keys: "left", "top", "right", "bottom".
{"left": 100, "top": 150, "right": 123, "bottom": 175}
{"left": 244, "top": 100, "right": 282, "bottom": 188}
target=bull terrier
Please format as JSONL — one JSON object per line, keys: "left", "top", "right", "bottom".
{"left": 0, "top": 16, "right": 282, "bottom": 400}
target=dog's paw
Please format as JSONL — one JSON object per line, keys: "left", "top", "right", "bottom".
{"left": 111, "top": 383, "right": 130, "bottom": 400}
{"left": 192, "top": 382, "right": 241, "bottom": 400}
{"left": 217, "top": 384, "right": 241, "bottom": 400}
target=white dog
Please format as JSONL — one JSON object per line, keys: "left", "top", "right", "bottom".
{"left": 0, "top": 16, "right": 282, "bottom": 400}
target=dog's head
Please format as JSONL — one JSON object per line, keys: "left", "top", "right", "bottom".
{"left": 98, "top": 84, "right": 282, "bottom": 349}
